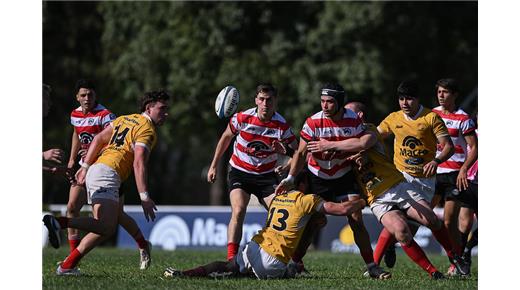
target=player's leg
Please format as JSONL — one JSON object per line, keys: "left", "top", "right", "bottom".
{"left": 379, "top": 210, "right": 442, "bottom": 278}
{"left": 444, "top": 199, "right": 462, "bottom": 251}
{"left": 117, "top": 196, "right": 152, "bottom": 270}
{"left": 406, "top": 199, "right": 469, "bottom": 275}
{"left": 227, "top": 188, "right": 250, "bottom": 260}
{"left": 166, "top": 260, "right": 238, "bottom": 278}
{"left": 458, "top": 207, "right": 474, "bottom": 251}
{"left": 58, "top": 199, "right": 119, "bottom": 274}
{"left": 66, "top": 184, "right": 87, "bottom": 252}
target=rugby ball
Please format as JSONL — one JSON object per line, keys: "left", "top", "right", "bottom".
{"left": 215, "top": 85, "right": 240, "bottom": 119}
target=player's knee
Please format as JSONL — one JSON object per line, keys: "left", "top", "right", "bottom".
{"left": 66, "top": 202, "right": 81, "bottom": 217}
{"left": 395, "top": 230, "right": 412, "bottom": 245}
{"left": 230, "top": 207, "right": 247, "bottom": 221}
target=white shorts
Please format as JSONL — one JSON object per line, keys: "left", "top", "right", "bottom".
{"left": 85, "top": 163, "right": 121, "bottom": 204}
{"left": 400, "top": 171, "right": 436, "bottom": 202}
{"left": 370, "top": 181, "right": 426, "bottom": 221}
{"left": 236, "top": 240, "right": 288, "bottom": 279}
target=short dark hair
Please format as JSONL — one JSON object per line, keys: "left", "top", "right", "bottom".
{"left": 436, "top": 78, "right": 459, "bottom": 94}
{"left": 397, "top": 80, "right": 419, "bottom": 98}
{"left": 255, "top": 83, "right": 277, "bottom": 97}
{"left": 75, "top": 79, "right": 96, "bottom": 92}
{"left": 140, "top": 89, "right": 171, "bottom": 112}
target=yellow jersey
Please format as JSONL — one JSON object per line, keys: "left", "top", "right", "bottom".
{"left": 378, "top": 106, "right": 449, "bottom": 177}
{"left": 96, "top": 113, "right": 157, "bottom": 182}
{"left": 353, "top": 124, "right": 405, "bottom": 205}
{"left": 252, "top": 191, "right": 324, "bottom": 264}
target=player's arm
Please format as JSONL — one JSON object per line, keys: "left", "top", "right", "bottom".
{"left": 377, "top": 116, "right": 393, "bottom": 139}
{"left": 423, "top": 135, "right": 455, "bottom": 177}
{"left": 207, "top": 125, "right": 235, "bottom": 183}
{"left": 457, "top": 133, "right": 478, "bottom": 191}
{"left": 74, "top": 124, "right": 113, "bottom": 185}
{"left": 134, "top": 145, "right": 157, "bottom": 222}
{"left": 307, "top": 131, "right": 377, "bottom": 153}
{"left": 68, "top": 130, "right": 80, "bottom": 169}
{"left": 321, "top": 199, "right": 367, "bottom": 216}
{"left": 275, "top": 138, "right": 308, "bottom": 195}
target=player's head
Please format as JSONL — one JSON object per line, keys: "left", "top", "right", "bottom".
{"left": 140, "top": 89, "right": 170, "bottom": 126}
{"left": 320, "top": 83, "right": 345, "bottom": 118}
{"left": 43, "top": 84, "right": 52, "bottom": 117}
{"left": 345, "top": 101, "right": 366, "bottom": 121}
{"left": 255, "top": 83, "right": 277, "bottom": 121}
{"left": 75, "top": 79, "right": 97, "bottom": 112}
{"left": 435, "top": 78, "right": 459, "bottom": 110}
{"left": 397, "top": 80, "right": 420, "bottom": 116}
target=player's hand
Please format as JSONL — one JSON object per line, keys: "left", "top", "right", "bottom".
{"left": 422, "top": 160, "right": 438, "bottom": 177}
{"left": 75, "top": 167, "right": 87, "bottom": 186}
{"left": 271, "top": 140, "right": 287, "bottom": 154}
{"left": 456, "top": 168, "right": 469, "bottom": 191}
{"left": 78, "top": 149, "right": 87, "bottom": 159}
{"left": 141, "top": 198, "right": 157, "bottom": 222}
{"left": 65, "top": 167, "right": 77, "bottom": 185}
{"left": 43, "top": 148, "right": 65, "bottom": 164}
{"left": 275, "top": 175, "right": 294, "bottom": 195}
{"left": 207, "top": 166, "right": 217, "bottom": 183}
{"left": 274, "top": 164, "right": 289, "bottom": 177}
{"left": 307, "top": 138, "right": 332, "bottom": 153}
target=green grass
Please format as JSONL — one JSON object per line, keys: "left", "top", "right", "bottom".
{"left": 43, "top": 247, "right": 477, "bottom": 290}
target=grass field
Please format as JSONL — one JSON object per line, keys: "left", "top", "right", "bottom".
{"left": 43, "top": 247, "right": 477, "bottom": 289}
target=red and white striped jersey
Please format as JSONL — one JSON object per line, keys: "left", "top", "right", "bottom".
{"left": 228, "top": 108, "right": 296, "bottom": 175}
{"left": 432, "top": 106, "right": 476, "bottom": 173}
{"left": 70, "top": 103, "right": 116, "bottom": 151}
{"left": 300, "top": 109, "right": 365, "bottom": 179}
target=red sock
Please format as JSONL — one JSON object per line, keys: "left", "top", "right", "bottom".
{"left": 57, "top": 217, "right": 69, "bottom": 229}
{"left": 360, "top": 249, "right": 374, "bottom": 264}
{"left": 400, "top": 240, "right": 437, "bottom": 275}
{"left": 431, "top": 226, "right": 461, "bottom": 258}
{"left": 183, "top": 266, "right": 206, "bottom": 277}
{"left": 227, "top": 242, "right": 239, "bottom": 261}
{"left": 61, "top": 248, "right": 83, "bottom": 269}
{"left": 373, "top": 228, "right": 395, "bottom": 264}
{"left": 68, "top": 238, "right": 81, "bottom": 253}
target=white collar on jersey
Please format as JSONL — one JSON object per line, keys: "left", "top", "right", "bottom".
{"left": 141, "top": 112, "right": 152, "bottom": 122}
{"left": 403, "top": 105, "right": 424, "bottom": 121}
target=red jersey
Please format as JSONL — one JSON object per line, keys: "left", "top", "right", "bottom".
{"left": 432, "top": 107, "right": 476, "bottom": 173}
{"left": 70, "top": 103, "right": 116, "bottom": 151}
{"left": 300, "top": 109, "right": 365, "bottom": 179}
{"left": 228, "top": 108, "right": 296, "bottom": 174}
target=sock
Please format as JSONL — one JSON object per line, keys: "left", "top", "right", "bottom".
{"left": 400, "top": 240, "right": 438, "bottom": 275}
{"left": 360, "top": 249, "right": 375, "bottom": 265}
{"left": 68, "top": 238, "right": 81, "bottom": 252}
{"left": 431, "top": 226, "right": 461, "bottom": 258}
{"left": 183, "top": 266, "right": 207, "bottom": 277}
{"left": 57, "top": 217, "right": 70, "bottom": 229}
{"left": 292, "top": 251, "right": 304, "bottom": 264}
{"left": 61, "top": 248, "right": 83, "bottom": 269}
{"left": 227, "top": 242, "right": 239, "bottom": 261}
{"left": 373, "top": 228, "right": 395, "bottom": 264}
{"left": 134, "top": 233, "right": 148, "bottom": 249}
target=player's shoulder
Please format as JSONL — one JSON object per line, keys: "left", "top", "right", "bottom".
{"left": 343, "top": 108, "right": 359, "bottom": 119}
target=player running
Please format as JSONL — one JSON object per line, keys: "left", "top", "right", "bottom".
{"left": 275, "top": 83, "right": 389, "bottom": 279}
{"left": 207, "top": 84, "right": 298, "bottom": 261}
{"left": 164, "top": 174, "right": 366, "bottom": 279}
{"left": 307, "top": 101, "right": 470, "bottom": 279}
{"left": 43, "top": 89, "right": 170, "bottom": 276}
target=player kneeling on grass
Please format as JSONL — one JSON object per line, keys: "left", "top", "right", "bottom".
{"left": 306, "top": 101, "right": 470, "bottom": 279}
{"left": 164, "top": 173, "right": 366, "bottom": 279}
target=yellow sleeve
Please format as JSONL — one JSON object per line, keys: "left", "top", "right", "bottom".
{"left": 377, "top": 113, "right": 394, "bottom": 135}
{"left": 134, "top": 122, "right": 156, "bottom": 150}
{"left": 299, "top": 194, "right": 324, "bottom": 214}
{"left": 431, "top": 113, "right": 449, "bottom": 138}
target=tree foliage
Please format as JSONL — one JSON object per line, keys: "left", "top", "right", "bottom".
{"left": 43, "top": 1, "right": 477, "bottom": 205}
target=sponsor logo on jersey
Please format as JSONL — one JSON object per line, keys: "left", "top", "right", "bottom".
{"left": 400, "top": 136, "right": 428, "bottom": 157}
{"left": 79, "top": 132, "right": 94, "bottom": 144}
{"left": 245, "top": 141, "right": 271, "bottom": 158}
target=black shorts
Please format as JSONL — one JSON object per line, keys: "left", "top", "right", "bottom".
{"left": 228, "top": 167, "right": 278, "bottom": 200}
{"left": 435, "top": 172, "right": 478, "bottom": 210}
{"left": 308, "top": 170, "right": 359, "bottom": 202}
